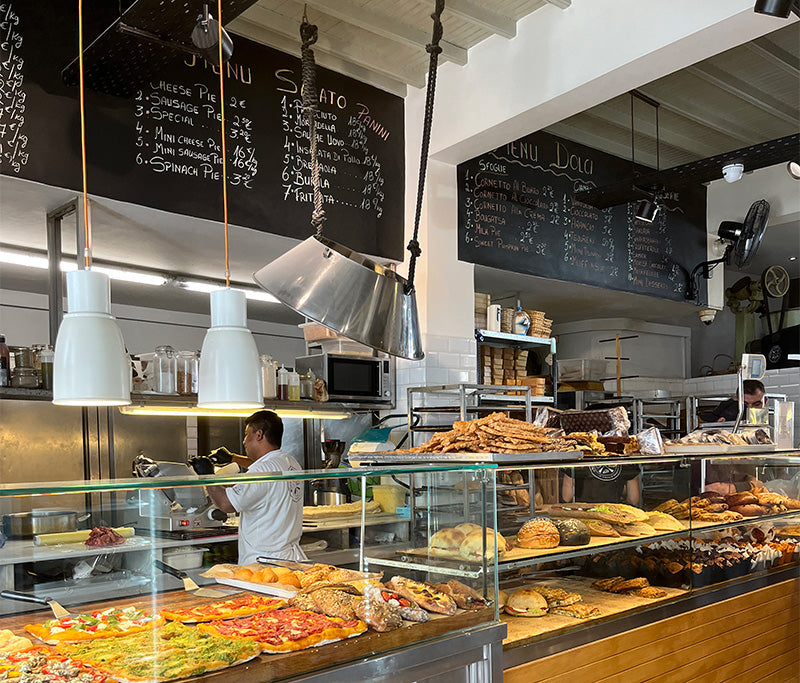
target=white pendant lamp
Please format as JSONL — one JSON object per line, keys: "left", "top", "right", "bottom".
{"left": 53, "top": 269, "right": 131, "bottom": 405}
{"left": 52, "top": 0, "right": 130, "bottom": 406}
{"left": 197, "top": 287, "right": 263, "bottom": 409}
{"left": 196, "top": 2, "right": 262, "bottom": 410}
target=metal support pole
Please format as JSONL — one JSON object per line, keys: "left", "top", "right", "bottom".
{"left": 45, "top": 199, "right": 79, "bottom": 344}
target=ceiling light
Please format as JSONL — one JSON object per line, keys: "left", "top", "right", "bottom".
{"left": 635, "top": 197, "right": 660, "bottom": 223}
{"left": 722, "top": 162, "right": 745, "bottom": 183}
{"left": 790, "top": 256, "right": 798, "bottom": 261}
{"left": 197, "top": 4, "right": 262, "bottom": 411}
{"left": 191, "top": 3, "right": 233, "bottom": 66}
{"left": 0, "top": 250, "right": 49, "bottom": 269}
{"left": 119, "top": 404, "right": 352, "bottom": 419}
{"left": 788, "top": 161, "right": 800, "bottom": 179}
{"left": 753, "top": 0, "right": 800, "bottom": 18}
{"left": 53, "top": 0, "right": 130, "bottom": 407}
{"left": 182, "top": 279, "right": 278, "bottom": 303}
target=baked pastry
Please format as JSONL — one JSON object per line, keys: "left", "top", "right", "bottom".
{"left": 434, "top": 580, "right": 487, "bottom": 610}
{"left": 550, "top": 603, "right": 601, "bottom": 619}
{"left": 636, "top": 586, "right": 667, "bottom": 599}
{"left": 729, "top": 504, "right": 768, "bottom": 517}
{"left": 725, "top": 492, "right": 758, "bottom": 507}
{"left": 584, "top": 519, "right": 620, "bottom": 537}
{"left": 530, "top": 585, "right": 582, "bottom": 607}
{"left": 459, "top": 530, "right": 509, "bottom": 560}
{"left": 553, "top": 519, "right": 591, "bottom": 546}
{"left": 429, "top": 528, "right": 466, "bottom": 554}
{"left": 515, "top": 518, "right": 560, "bottom": 549}
{"left": 504, "top": 589, "right": 548, "bottom": 617}
{"left": 609, "top": 577, "right": 649, "bottom": 593}
{"left": 646, "top": 511, "right": 683, "bottom": 532}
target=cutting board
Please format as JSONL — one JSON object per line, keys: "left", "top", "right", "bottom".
{"left": 501, "top": 577, "right": 686, "bottom": 646}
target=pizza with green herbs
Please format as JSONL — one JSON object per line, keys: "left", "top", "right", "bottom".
{"left": 55, "top": 621, "right": 261, "bottom": 682}
{"left": 25, "top": 606, "right": 164, "bottom": 644}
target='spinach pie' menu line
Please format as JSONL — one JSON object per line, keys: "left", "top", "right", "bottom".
{"left": 0, "top": 2, "right": 28, "bottom": 174}
{"left": 134, "top": 79, "right": 258, "bottom": 188}
{"left": 276, "top": 69, "right": 388, "bottom": 220}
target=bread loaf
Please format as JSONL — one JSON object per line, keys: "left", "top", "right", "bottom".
{"left": 515, "top": 517, "right": 560, "bottom": 549}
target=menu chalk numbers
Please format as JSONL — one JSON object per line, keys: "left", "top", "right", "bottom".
{"left": 458, "top": 130, "right": 707, "bottom": 303}
{"left": 0, "top": 2, "right": 28, "bottom": 174}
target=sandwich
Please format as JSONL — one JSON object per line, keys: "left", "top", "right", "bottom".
{"left": 504, "top": 589, "right": 548, "bottom": 617}
{"left": 459, "top": 530, "right": 509, "bottom": 560}
{"left": 455, "top": 522, "right": 482, "bottom": 536}
{"left": 497, "top": 590, "right": 508, "bottom": 610}
{"left": 429, "top": 528, "right": 466, "bottom": 555}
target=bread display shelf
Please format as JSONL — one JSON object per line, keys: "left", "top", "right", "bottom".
{"left": 501, "top": 577, "right": 686, "bottom": 647}
{"left": 664, "top": 444, "right": 779, "bottom": 454}
{"left": 349, "top": 451, "right": 584, "bottom": 465}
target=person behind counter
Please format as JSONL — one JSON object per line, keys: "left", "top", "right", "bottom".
{"left": 203, "top": 410, "right": 306, "bottom": 565}
{"left": 699, "top": 379, "right": 766, "bottom": 423}
{"left": 561, "top": 463, "right": 642, "bottom": 507}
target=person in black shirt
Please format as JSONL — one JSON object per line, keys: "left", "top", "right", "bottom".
{"left": 561, "top": 463, "right": 642, "bottom": 505}
{"left": 700, "top": 379, "right": 766, "bottom": 423}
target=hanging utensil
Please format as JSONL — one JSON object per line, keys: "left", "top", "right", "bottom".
{"left": 1, "top": 589, "right": 73, "bottom": 619}
{"left": 254, "top": 3, "right": 446, "bottom": 361}
{"left": 153, "top": 560, "right": 229, "bottom": 598}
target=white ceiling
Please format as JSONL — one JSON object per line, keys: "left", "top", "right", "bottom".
{"left": 0, "top": 3, "right": 798, "bottom": 327}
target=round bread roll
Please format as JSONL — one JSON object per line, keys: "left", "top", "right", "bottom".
{"left": 725, "top": 492, "right": 758, "bottom": 507}
{"left": 553, "top": 518, "right": 591, "bottom": 546}
{"left": 459, "top": 530, "right": 509, "bottom": 560}
{"left": 429, "top": 528, "right": 466, "bottom": 553}
{"left": 497, "top": 589, "right": 508, "bottom": 609}
{"left": 455, "top": 522, "right": 482, "bottom": 536}
{"left": 729, "top": 504, "right": 769, "bottom": 517}
{"left": 515, "top": 517, "right": 560, "bottom": 549}
{"left": 504, "top": 589, "right": 548, "bottom": 617}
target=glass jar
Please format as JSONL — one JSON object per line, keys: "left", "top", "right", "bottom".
{"left": 176, "top": 350, "right": 198, "bottom": 395}
{"left": 39, "top": 345, "right": 54, "bottom": 391}
{"left": 299, "top": 372, "right": 313, "bottom": 400}
{"left": 261, "top": 355, "right": 277, "bottom": 399}
{"left": 153, "top": 345, "right": 177, "bottom": 393}
{"left": 11, "top": 367, "right": 38, "bottom": 388}
{"left": 288, "top": 368, "right": 300, "bottom": 401}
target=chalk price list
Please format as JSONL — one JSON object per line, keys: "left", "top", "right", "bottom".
{"left": 133, "top": 81, "right": 258, "bottom": 188}
{"left": 279, "top": 95, "right": 386, "bottom": 219}
{"left": 563, "top": 198, "right": 619, "bottom": 279}
{"left": 0, "top": 2, "right": 28, "bottom": 174}
{"left": 626, "top": 203, "right": 675, "bottom": 292}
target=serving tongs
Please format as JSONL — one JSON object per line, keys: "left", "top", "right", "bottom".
{"left": 1, "top": 589, "right": 73, "bottom": 618}
{"left": 153, "top": 559, "right": 230, "bottom": 598}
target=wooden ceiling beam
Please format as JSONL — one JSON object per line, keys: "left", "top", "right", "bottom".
{"left": 444, "top": 0, "right": 517, "bottom": 39}
{"left": 228, "top": 18, "right": 410, "bottom": 95}
{"left": 687, "top": 63, "right": 798, "bottom": 126}
{"left": 294, "top": 0, "right": 468, "bottom": 66}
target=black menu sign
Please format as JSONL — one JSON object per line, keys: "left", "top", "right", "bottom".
{"left": 458, "top": 130, "right": 707, "bottom": 302}
{"left": 1, "top": 1, "right": 404, "bottom": 259}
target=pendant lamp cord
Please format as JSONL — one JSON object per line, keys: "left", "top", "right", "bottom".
{"left": 405, "top": 0, "right": 445, "bottom": 295}
{"left": 300, "top": 8, "right": 326, "bottom": 237}
{"left": 78, "top": 0, "right": 91, "bottom": 268}
{"left": 216, "top": 0, "right": 230, "bottom": 285}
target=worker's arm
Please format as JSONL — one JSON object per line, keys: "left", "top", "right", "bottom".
{"left": 561, "top": 474, "right": 574, "bottom": 503}
{"left": 624, "top": 476, "right": 642, "bottom": 507}
{"left": 206, "top": 485, "right": 236, "bottom": 513}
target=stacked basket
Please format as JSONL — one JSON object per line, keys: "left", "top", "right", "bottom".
{"left": 526, "top": 310, "right": 552, "bottom": 338}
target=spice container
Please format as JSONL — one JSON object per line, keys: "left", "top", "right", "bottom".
{"left": 176, "top": 350, "right": 197, "bottom": 395}
{"left": 288, "top": 367, "right": 300, "bottom": 401}
{"left": 39, "top": 346, "right": 54, "bottom": 390}
{"left": 11, "top": 367, "right": 38, "bottom": 388}
{"left": 299, "top": 370, "right": 314, "bottom": 400}
{"left": 261, "top": 355, "right": 277, "bottom": 399}
{"left": 277, "top": 364, "right": 289, "bottom": 400}
{"left": 153, "top": 345, "right": 177, "bottom": 393}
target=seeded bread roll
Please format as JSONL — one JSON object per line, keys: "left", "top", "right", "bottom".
{"left": 515, "top": 517, "right": 560, "bottom": 549}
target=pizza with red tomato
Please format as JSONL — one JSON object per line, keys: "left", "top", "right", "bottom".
{"left": 25, "top": 606, "right": 164, "bottom": 644}
{"left": 160, "top": 594, "right": 286, "bottom": 623}
{"left": 0, "top": 646, "right": 108, "bottom": 682}
{"left": 198, "top": 607, "right": 367, "bottom": 653}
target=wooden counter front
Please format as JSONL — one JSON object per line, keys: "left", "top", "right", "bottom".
{"left": 504, "top": 578, "right": 800, "bottom": 683}
{"left": 1, "top": 590, "right": 493, "bottom": 682}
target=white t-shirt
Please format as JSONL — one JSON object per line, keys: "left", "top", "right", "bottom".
{"left": 225, "top": 449, "right": 306, "bottom": 565}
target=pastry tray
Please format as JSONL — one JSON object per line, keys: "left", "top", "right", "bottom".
{"left": 663, "top": 444, "right": 778, "bottom": 455}
{"left": 349, "top": 451, "right": 584, "bottom": 465}
{"left": 215, "top": 577, "right": 298, "bottom": 598}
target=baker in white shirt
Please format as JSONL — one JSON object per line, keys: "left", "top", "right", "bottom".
{"left": 206, "top": 410, "right": 306, "bottom": 565}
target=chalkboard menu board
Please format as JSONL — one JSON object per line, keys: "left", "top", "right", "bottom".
{"left": 457, "top": 130, "right": 707, "bottom": 303}
{"left": 1, "top": 1, "right": 404, "bottom": 260}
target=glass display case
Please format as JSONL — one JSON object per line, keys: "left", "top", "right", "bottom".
{"left": 0, "top": 465, "right": 503, "bottom": 683}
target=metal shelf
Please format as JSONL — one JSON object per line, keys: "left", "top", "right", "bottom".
{"left": 475, "top": 329, "right": 555, "bottom": 350}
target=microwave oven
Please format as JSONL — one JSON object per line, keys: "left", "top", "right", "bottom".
{"left": 294, "top": 353, "right": 394, "bottom": 404}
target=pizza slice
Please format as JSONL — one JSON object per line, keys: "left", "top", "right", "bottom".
{"left": 198, "top": 608, "right": 367, "bottom": 654}
{"left": 385, "top": 576, "right": 457, "bottom": 616}
{"left": 25, "top": 606, "right": 164, "bottom": 644}
{"left": 160, "top": 594, "right": 285, "bottom": 623}
{"left": 1, "top": 647, "right": 108, "bottom": 682}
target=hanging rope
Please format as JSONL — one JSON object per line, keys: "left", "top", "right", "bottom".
{"left": 300, "top": 8, "right": 326, "bottom": 237}
{"left": 405, "top": 0, "right": 445, "bottom": 295}
{"left": 216, "top": 0, "right": 230, "bottom": 285}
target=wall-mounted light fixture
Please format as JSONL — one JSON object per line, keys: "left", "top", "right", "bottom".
{"left": 635, "top": 196, "right": 661, "bottom": 223}
{"left": 118, "top": 404, "right": 352, "bottom": 419}
{"left": 787, "top": 161, "right": 800, "bottom": 180}
{"left": 753, "top": 0, "right": 800, "bottom": 18}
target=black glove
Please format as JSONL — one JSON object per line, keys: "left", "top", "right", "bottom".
{"left": 187, "top": 455, "right": 215, "bottom": 475}
{"left": 207, "top": 447, "right": 236, "bottom": 466}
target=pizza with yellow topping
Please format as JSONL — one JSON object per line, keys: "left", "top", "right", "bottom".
{"left": 1, "top": 646, "right": 108, "bottom": 682}
{"left": 25, "top": 606, "right": 164, "bottom": 644}
{"left": 160, "top": 594, "right": 285, "bottom": 623}
{"left": 198, "top": 607, "right": 367, "bottom": 653}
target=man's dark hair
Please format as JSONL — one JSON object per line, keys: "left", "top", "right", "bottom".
{"left": 743, "top": 379, "right": 765, "bottom": 395}
{"left": 244, "top": 410, "right": 283, "bottom": 448}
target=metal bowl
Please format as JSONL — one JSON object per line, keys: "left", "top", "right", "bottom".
{"left": 2, "top": 510, "right": 79, "bottom": 539}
